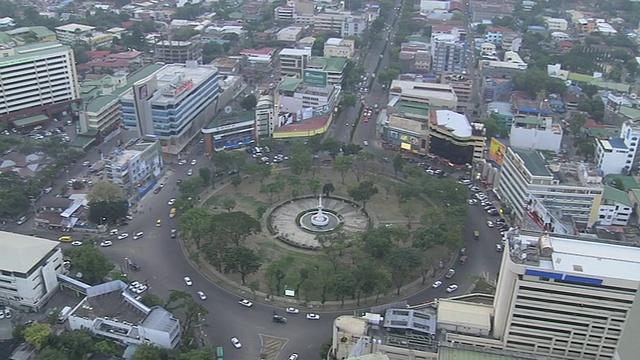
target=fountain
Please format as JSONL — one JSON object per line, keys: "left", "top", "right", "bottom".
{"left": 310, "top": 194, "right": 330, "bottom": 227}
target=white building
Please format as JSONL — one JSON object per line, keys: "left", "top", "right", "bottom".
{"left": 545, "top": 17, "right": 569, "bottom": 31}
{"left": 431, "top": 33, "right": 467, "bottom": 74}
{"left": 509, "top": 115, "right": 563, "bottom": 152}
{"left": 389, "top": 80, "right": 458, "bottom": 109}
{"left": 420, "top": 0, "right": 450, "bottom": 12}
{"left": 55, "top": 23, "right": 113, "bottom": 49}
{"left": 120, "top": 62, "right": 222, "bottom": 155}
{"left": 595, "top": 138, "right": 632, "bottom": 175}
{"left": 279, "top": 48, "right": 311, "bottom": 78}
{"left": 620, "top": 120, "right": 640, "bottom": 171}
{"left": 239, "top": 47, "right": 277, "bottom": 68}
{"left": 104, "top": 137, "right": 163, "bottom": 192}
{"left": 277, "top": 77, "right": 340, "bottom": 116}
{"left": 256, "top": 93, "right": 275, "bottom": 137}
{"left": 0, "top": 41, "right": 80, "bottom": 120}
{"left": 0, "top": 17, "right": 15, "bottom": 29}
{"left": 596, "top": 186, "right": 633, "bottom": 226}
{"left": 67, "top": 280, "right": 181, "bottom": 349}
{"left": 274, "top": 5, "right": 295, "bottom": 21}
{"left": 276, "top": 26, "right": 303, "bottom": 43}
{"left": 323, "top": 38, "right": 355, "bottom": 59}
{"left": 341, "top": 15, "right": 367, "bottom": 37}
{"left": 496, "top": 147, "right": 603, "bottom": 225}
{"left": 0, "top": 233, "right": 64, "bottom": 311}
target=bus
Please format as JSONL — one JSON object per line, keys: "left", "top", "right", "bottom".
{"left": 216, "top": 346, "right": 224, "bottom": 360}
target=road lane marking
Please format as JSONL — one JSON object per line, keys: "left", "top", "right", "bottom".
{"left": 259, "top": 334, "right": 289, "bottom": 360}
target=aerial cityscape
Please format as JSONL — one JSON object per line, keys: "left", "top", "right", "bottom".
{"left": 0, "top": 0, "right": 639, "bottom": 359}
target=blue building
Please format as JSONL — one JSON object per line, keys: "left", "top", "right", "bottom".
{"left": 120, "top": 61, "right": 222, "bottom": 155}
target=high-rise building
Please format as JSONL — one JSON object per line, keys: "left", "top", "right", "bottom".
{"left": 119, "top": 62, "right": 221, "bottom": 154}
{"left": 0, "top": 41, "right": 80, "bottom": 121}
{"left": 430, "top": 33, "right": 467, "bottom": 74}
{"left": 279, "top": 48, "right": 311, "bottom": 78}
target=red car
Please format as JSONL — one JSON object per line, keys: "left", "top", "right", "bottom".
{"left": 364, "top": 118, "right": 369, "bottom": 123}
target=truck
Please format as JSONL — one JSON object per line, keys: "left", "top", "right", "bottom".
{"left": 58, "top": 306, "right": 72, "bottom": 323}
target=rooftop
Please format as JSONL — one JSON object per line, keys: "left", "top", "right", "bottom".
{"left": 106, "top": 138, "right": 158, "bottom": 167}
{"left": 602, "top": 185, "right": 632, "bottom": 207}
{"left": 279, "top": 48, "right": 311, "bottom": 56}
{"left": 74, "top": 290, "right": 147, "bottom": 324}
{"left": 0, "top": 232, "right": 59, "bottom": 273}
{"left": 396, "top": 101, "right": 431, "bottom": 118}
{"left": 383, "top": 308, "right": 437, "bottom": 335}
{"left": 206, "top": 109, "right": 255, "bottom": 129}
{"left": 240, "top": 47, "right": 276, "bottom": 56}
{"left": 434, "top": 110, "right": 473, "bottom": 137}
{"left": 510, "top": 232, "right": 640, "bottom": 283}
{"left": 510, "top": 147, "right": 552, "bottom": 177}
{"left": 55, "top": 23, "right": 95, "bottom": 32}
{"left": 0, "top": 41, "right": 71, "bottom": 67}
{"left": 306, "top": 57, "right": 347, "bottom": 73}
{"left": 278, "top": 77, "right": 303, "bottom": 92}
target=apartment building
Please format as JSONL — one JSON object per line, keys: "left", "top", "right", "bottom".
{"left": 274, "top": 5, "right": 295, "bottom": 21}
{"left": 154, "top": 39, "right": 203, "bottom": 64}
{"left": 597, "top": 185, "right": 633, "bottom": 226}
{"left": 389, "top": 80, "right": 458, "bottom": 110}
{"left": 323, "top": 38, "right": 355, "bottom": 59}
{"left": 279, "top": 48, "right": 311, "bottom": 78}
{"left": 0, "top": 41, "right": 80, "bottom": 121}
{"left": 119, "top": 62, "right": 222, "bottom": 154}
{"left": 240, "top": 47, "right": 277, "bottom": 68}
{"left": 545, "top": 17, "right": 569, "bottom": 31}
{"left": 496, "top": 147, "right": 603, "bottom": 225}
{"left": 313, "top": 12, "right": 367, "bottom": 37}
{"left": 104, "top": 137, "right": 163, "bottom": 191}
{"left": 78, "top": 64, "right": 164, "bottom": 140}
{"left": 595, "top": 138, "right": 633, "bottom": 175}
{"left": 440, "top": 73, "right": 473, "bottom": 114}
{"left": 399, "top": 42, "right": 431, "bottom": 73}
{"left": 0, "top": 232, "right": 64, "bottom": 311}
{"left": 55, "top": 23, "right": 113, "bottom": 49}
{"left": 341, "top": 14, "right": 367, "bottom": 37}
{"left": 431, "top": 34, "right": 466, "bottom": 74}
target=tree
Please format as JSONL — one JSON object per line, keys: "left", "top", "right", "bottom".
{"left": 66, "top": 243, "right": 114, "bottom": 284}
{"left": 361, "top": 227, "right": 394, "bottom": 259}
{"left": 178, "top": 207, "right": 212, "bottom": 248}
{"left": 480, "top": 114, "right": 508, "bottom": 139}
{"left": 132, "top": 344, "right": 167, "bottom": 360}
{"left": 240, "top": 94, "right": 258, "bottom": 110}
{"left": 221, "top": 198, "right": 237, "bottom": 212}
{"left": 351, "top": 151, "right": 375, "bottom": 182}
{"left": 231, "top": 175, "right": 242, "bottom": 188}
{"left": 222, "top": 246, "right": 262, "bottom": 285}
{"left": 289, "top": 150, "right": 313, "bottom": 175}
{"left": 386, "top": 247, "right": 421, "bottom": 294}
{"left": 322, "top": 182, "right": 335, "bottom": 197}
{"left": 260, "top": 179, "right": 285, "bottom": 204}
{"left": 179, "top": 176, "right": 206, "bottom": 197}
{"left": 308, "top": 177, "right": 322, "bottom": 195}
{"left": 199, "top": 167, "right": 212, "bottom": 186}
{"left": 211, "top": 211, "right": 261, "bottom": 246}
{"left": 54, "top": 329, "right": 95, "bottom": 360}
{"left": 296, "top": 267, "right": 310, "bottom": 296}
{"left": 88, "top": 200, "right": 128, "bottom": 224}
{"left": 88, "top": 181, "right": 126, "bottom": 203}
{"left": 23, "top": 322, "right": 51, "bottom": 350}
{"left": 347, "top": 180, "right": 379, "bottom": 209}
{"left": 287, "top": 174, "right": 302, "bottom": 198}
{"left": 342, "top": 93, "right": 356, "bottom": 107}
{"left": 328, "top": 270, "right": 356, "bottom": 307}
{"left": 37, "top": 348, "right": 69, "bottom": 360}
{"left": 392, "top": 154, "right": 405, "bottom": 178}
{"left": 333, "top": 156, "right": 353, "bottom": 184}
{"left": 266, "top": 259, "right": 289, "bottom": 295}
{"left": 569, "top": 113, "right": 587, "bottom": 135}
{"left": 255, "top": 204, "right": 268, "bottom": 220}
{"left": 321, "top": 138, "right": 342, "bottom": 159}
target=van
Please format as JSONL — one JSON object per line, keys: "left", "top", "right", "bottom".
{"left": 58, "top": 306, "right": 72, "bottom": 323}
{"left": 16, "top": 216, "right": 28, "bottom": 225}
{"left": 58, "top": 236, "right": 72, "bottom": 242}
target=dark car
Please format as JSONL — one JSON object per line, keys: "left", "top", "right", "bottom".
{"left": 273, "top": 314, "right": 287, "bottom": 323}
{"left": 170, "top": 229, "right": 177, "bottom": 238}
{"left": 153, "top": 187, "right": 161, "bottom": 194}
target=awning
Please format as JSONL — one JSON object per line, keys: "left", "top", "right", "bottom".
{"left": 401, "top": 142, "right": 411, "bottom": 150}
{"left": 13, "top": 114, "right": 48, "bottom": 128}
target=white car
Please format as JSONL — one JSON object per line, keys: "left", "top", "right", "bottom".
{"left": 363, "top": 140, "right": 369, "bottom": 146}
{"left": 306, "top": 313, "right": 320, "bottom": 320}
{"left": 133, "top": 232, "right": 144, "bottom": 240}
{"left": 178, "top": 159, "right": 187, "bottom": 165}
{"left": 487, "top": 221, "right": 495, "bottom": 228}
{"left": 285, "top": 307, "right": 299, "bottom": 314}
{"left": 231, "top": 337, "right": 242, "bottom": 349}
{"left": 99, "top": 240, "right": 113, "bottom": 247}
{"left": 190, "top": 159, "right": 197, "bottom": 166}
{"left": 134, "top": 285, "right": 148, "bottom": 294}
{"left": 197, "top": 291, "right": 207, "bottom": 300}
{"left": 238, "top": 299, "right": 253, "bottom": 307}
{"left": 71, "top": 241, "right": 82, "bottom": 246}
{"left": 167, "top": 198, "right": 176, "bottom": 206}
{"left": 184, "top": 277, "right": 193, "bottom": 286}
{"left": 82, "top": 160, "right": 91, "bottom": 167}
{"left": 109, "top": 229, "right": 118, "bottom": 235}
{"left": 446, "top": 284, "right": 459, "bottom": 293}
{"left": 130, "top": 281, "right": 141, "bottom": 288}
{"left": 288, "top": 354, "right": 299, "bottom": 360}
{"left": 4, "top": 308, "right": 12, "bottom": 319}
{"left": 432, "top": 280, "right": 443, "bottom": 288}
{"left": 117, "top": 233, "right": 129, "bottom": 240}
{"left": 187, "top": 169, "right": 193, "bottom": 176}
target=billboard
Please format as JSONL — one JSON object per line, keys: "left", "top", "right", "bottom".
{"left": 488, "top": 138, "right": 506, "bottom": 166}
{"left": 303, "top": 69, "right": 328, "bottom": 87}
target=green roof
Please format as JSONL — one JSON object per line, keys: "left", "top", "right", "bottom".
{"left": 591, "top": 79, "right": 630, "bottom": 93}
{"left": 207, "top": 109, "right": 255, "bottom": 128}
{"left": 406, "top": 35, "right": 431, "bottom": 43}
{"left": 605, "top": 174, "right": 640, "bottom": 191}
{"left": 603, "top": 185, "right": 633, "bottom": 207}
{"left": 83, "top": 64, "right": 164, "bottom": 113}
{"left": 307, "top": 56, "right": 347, "bottom": 73}
{"left": 278, "top": 77, "right": 302, "bottom": 92}
{"left": 13, "top": 114, "right": 48, "bottom": 127}
{"left": 396, "top": 101, "right": 431, "bottom": 117}
{"left": 585, "top": 127, "right": 618, "bottom": 138}
{"left": 70, "top": 136, "right": 96, "bottom": 149}
{"left": 513, "top": 115, "right": 543, "bottom": 125}
{"left": 0, "top": 42, "right": 70, "bottom": 68}
{"left": 228, "top": 11, "right": 244, "bottom": 19}
{"left": 30, "top": 26, "right": 55, "bottom": 39}
{"left": 567, "top": 73, "right": 593, "bottom": 83}
{"left": 619, "top": 106, "right": 640, "bottom": 120}
{"left": 511, "top": 147, "right": 552, "bottom": 177}
{"left": 0, "top": 32, "right": 12, "bottom": 43}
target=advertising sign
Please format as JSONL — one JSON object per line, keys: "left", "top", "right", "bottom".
{"left": 303, "top": 69, "right": 328, "bottom": 87}
{"left": 488, "top": 138, "right": 506, "bottom": 166}
{"left": 173, "top": 79, "right": 194, "bottom": 97}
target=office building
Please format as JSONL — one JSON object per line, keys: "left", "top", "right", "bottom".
{"left": 440, "top": 73, "right": 473, "bottom": 114}
{"left": 240, "top": 47, "right": 277, "bottom": 68}
{"left": 55, "top": 23, "right": 113, "bottom": 49}
{"left": 279, "top": 48, "right": 311, "bottom": 78}
{"left": 274, "top": 5, "right": 295, "bottom": 21}
{"left": 104, "top": 137, "right": 163, "bottom": 192}
{"left": 277, "top": 76, "right": 340, "bottom": 115}
{"left": 597, "top": 185, "right": 633, "bottom": 226}
{"left": 429, "top": 110, "right": 485, "bottom": 164}
{"left": 154, "top": 39, "right": 203, "bottom": 64}
{"left": 323, "top": 38, "right": 355, "bottom": 59}
{"left": 431, "top": 34, "right": 466, "bottom": 74}
{"left": 496, "top": 147, "right": 603, "bottom": 225}
{"left": 119, "top": 62, "right": 222, "bottom": 155}
{"left": 398, "top": 42, "right": 431, "bottom": 73}
{"left": 0, "top": 41, "right": 81, "bottom": 121}
{"left": 78, "top": 64, "right": 164, "bottom": 141}
{"left": 619, "top": 120, "right": 640, "bottom": 171}
{"left": 509, "top": 114, "right": 563, "bottom": 152}
{"left": 479, "top": 51, "right": 528, "bottom": 78}
{"left": 67, "top": 280, "right": 181, "bottom": 349}
{"left": 341, "top": 14, "right": 367, "bottom": 37}
{"left": 256, "top": 92, "right": 276, "bottom": 137}
{"left": 595, "top": 138, "right": 632, "bottom": 175}
{"left": 306, "top": 57, "right": 347, "bottom": 87}
{"left": 277, "top": 26, "right": 303, "bottom": 43}
{"left": 389, "top": 80, "right": 458, "bottom": 110}
{"left": 0, "top": 232, "right": 64, "bottom": 311}
{"left": 482, "top": 76, "right": 513, "bottom": 102}
{"left": 201, "top": 109, "right": 256, "bottom": 154}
